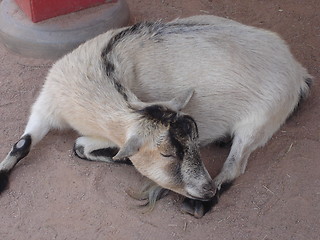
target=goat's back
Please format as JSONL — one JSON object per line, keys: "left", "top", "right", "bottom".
{"left": 121, "top": 16, "right": 310, "bottom": 143}
{"left": 43, "top": 15, "right": 311, "bottom": 143}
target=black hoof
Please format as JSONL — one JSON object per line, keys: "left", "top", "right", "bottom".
{"left": 181, "top": 198, "right": 214, "bottom": 218}
{"left": 73, "top": 145, "right": 86, "bottom": 159}
{"left": 112, "top": 158, "right": 133, "bottom": 165}
{"left": 181, "top": 182, "right": 233, "bottom": 218}
{"left": 0, "top": 170, "right": 9, "bottom": 194}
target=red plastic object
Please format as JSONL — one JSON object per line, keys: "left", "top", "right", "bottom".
{"left": 14, "top": 0, "right": 112, "bottom": 22}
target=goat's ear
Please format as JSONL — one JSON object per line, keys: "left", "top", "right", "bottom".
{"left": 167, "top": 88, "right": 195, "bottom": 111}
{"left": 113, "top": 135, "right": 143, "bottom": 160}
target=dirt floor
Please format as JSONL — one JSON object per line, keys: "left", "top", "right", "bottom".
{"left": 0, "top": 0, "right": 319, "bottom": 239}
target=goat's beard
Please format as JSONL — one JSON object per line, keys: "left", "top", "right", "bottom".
{"left": 126, "top": 178, "right": 170, "bottom": 212}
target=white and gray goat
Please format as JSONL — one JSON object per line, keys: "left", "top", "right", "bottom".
{"left": 0, "top": 15, "right": 312, "bottom": 218}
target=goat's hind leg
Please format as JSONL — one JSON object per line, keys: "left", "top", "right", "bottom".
{"left": 74, "top": 136, "right": 132, "bottom": 165}
{"left": 0, "top": 132, "right": 34, "bottom": 192}
{"left": 0, "top": 96, "right": 65, "bottom": 193}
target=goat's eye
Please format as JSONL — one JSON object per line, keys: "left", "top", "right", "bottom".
{"left": 160, "top": 153, "right": 174, "bottom": 158}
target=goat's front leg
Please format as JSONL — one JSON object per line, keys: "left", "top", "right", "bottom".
{"left": 74, "top": 136, "right": 132, "bottom": 165}
{"left": 213, "top": 137, "right": 251, "bottom": 190}
{"left": 180, "top": 129, "right": 261, "bottom": 218}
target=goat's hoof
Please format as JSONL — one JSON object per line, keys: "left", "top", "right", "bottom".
{"left": 0, "top": 170, "right": 10, "bottom": 194}
{"left": 73, "top": 145, "right": 86, "bottom": 159}
{"left": 180, "top": 182, "right": 234, "bottom": 218}
{"left": 112, "top": 158, "right": 133, "bottom": 165}
{"left": 181, "top": 198, "right": 210, "bottom": 218}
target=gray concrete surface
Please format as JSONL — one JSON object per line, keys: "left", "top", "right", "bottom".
{"left": 0, "top": 0, "right": 130, "bottom": 59}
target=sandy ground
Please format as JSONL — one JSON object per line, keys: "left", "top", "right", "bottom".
{"left": 0, "top": 0, "right": 319, "bottom": 239}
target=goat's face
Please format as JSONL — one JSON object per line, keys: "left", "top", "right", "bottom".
{"left": 114, "top": 103, "right": 215, "bottom": 201}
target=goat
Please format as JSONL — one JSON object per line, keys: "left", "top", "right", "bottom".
{"left": 0, "top": 15, "right": 312, "bottom": 218}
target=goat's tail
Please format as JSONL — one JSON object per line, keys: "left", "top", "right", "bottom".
{"left": 299, "top": 74, "right": 313, "bottom": 101}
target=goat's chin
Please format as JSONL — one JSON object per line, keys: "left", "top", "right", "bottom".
{"left": 185, "top": 193, "right": 213, "bottom": 201}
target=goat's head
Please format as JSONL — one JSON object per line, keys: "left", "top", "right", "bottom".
{"left": 114, "top": 89, "right": 215, "bottom": 201}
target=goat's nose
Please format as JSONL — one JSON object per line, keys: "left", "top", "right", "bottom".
{"left": 203, "top": 182, "right": 214, "bottom": 191}
{"left": 202, "top": 182, "right": 216, "bottom": 199}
